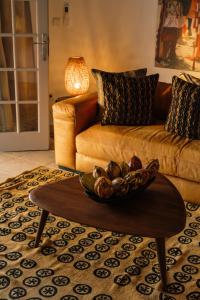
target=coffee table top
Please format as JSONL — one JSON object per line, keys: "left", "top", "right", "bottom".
{"left": 29, "top": 173, "right": 186, "bottom": 238}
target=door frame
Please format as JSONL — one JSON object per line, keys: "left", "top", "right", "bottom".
{"left": 0, "top": 0, "right": 49, "bottom": 151}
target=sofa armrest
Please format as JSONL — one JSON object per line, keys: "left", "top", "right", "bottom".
{"left": 53, "top": 92, "right": 98, "bottom": 169}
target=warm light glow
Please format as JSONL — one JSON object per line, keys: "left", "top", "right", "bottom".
{"left": 64, "top": 56, "right": 89, "bottom": 96}
{"left": 74, "top": 82, "right": 81, "bottom": 89}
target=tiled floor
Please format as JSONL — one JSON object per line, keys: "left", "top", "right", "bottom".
{"left": 0, "top": 150, "right": 57, "bottom": 183}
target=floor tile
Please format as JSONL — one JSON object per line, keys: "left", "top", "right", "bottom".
{"left": 0, "top": 150, "right": 57, "bottom": 183}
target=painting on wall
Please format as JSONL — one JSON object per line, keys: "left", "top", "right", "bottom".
{"left": 155, "top": 0, "right": 200, "bottom": 71}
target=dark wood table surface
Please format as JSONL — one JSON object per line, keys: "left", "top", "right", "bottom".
{"left": 29, "top": 173, "right": 186, "bottom": 291}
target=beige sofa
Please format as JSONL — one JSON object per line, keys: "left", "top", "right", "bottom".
{"left": 53, "top": 83, "right": 200, "bottom": 204}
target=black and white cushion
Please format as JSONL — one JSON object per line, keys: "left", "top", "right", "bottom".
{"left": 165, "top": 76, "right": 200, "bottom": 139}
{"left": 179, "top": 73, "right": 200, "bottom": 85}
{"left": 92, "top": 71, "right": 159, "bottom": 126}
{"left": 92, "top": 68, "right": 147, "bottom": 118}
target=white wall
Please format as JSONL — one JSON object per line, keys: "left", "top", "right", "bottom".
{"left": 48, "top": 0, "right": 199, "bottom": 98}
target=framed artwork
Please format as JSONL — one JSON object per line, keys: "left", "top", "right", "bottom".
{"left": 155, "top": 0, "right": 200, "bottom": 71}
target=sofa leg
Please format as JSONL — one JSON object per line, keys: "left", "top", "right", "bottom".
{"left": 58, "top": 165, "right": 83, "bottom": 175}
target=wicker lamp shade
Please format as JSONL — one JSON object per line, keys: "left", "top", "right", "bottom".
{"left": 64, "top": 56, "right": 89, "bottom": 96}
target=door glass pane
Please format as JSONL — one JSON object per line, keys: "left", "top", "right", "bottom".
{"left": 19, "top": 104, "right": 38, "bottom": 132}
{"left": 15, "top": 37, "right": 36, "bottom": 68}
{"left": 0, "top": 0, "right": 12, "bottom": 33}
{"left": 17, "top": 71, "right": 37, "bottom": 100}
{"left": 0, "top": 37, "right": 14, "bottom": 67}
{"left": 0, "top": 71, "right": 15, "bottom": 100}
{"left": 0, "top": 104, "right": 16, "bottom": 132}
{"left": 15, "top": 0, "right": 36, "bottom": 33}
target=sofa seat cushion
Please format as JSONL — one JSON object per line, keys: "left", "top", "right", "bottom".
{"left": 76, "top": 123, "right": 191, "bottom": 178}
{"left": 177, "top": 141, "right": 200, "bottom": 183}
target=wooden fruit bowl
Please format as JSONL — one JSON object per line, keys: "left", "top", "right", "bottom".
{"left": 79, "top": 172, "right": 155, "bottom": 204}
{"left": 79, "top": 157, "right": 159, "bottom": 204}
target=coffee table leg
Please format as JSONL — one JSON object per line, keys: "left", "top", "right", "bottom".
{"left": 156, "top": 237, "right": 167, "bottom": 291}
{"left": 34, "top": 209, "right": 49, "bottom": 248}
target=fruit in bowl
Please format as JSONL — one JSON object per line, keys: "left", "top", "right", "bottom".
{"left": 79, "top": 156, "right": 159, "bottom": 203}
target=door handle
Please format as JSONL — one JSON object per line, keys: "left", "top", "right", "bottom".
{"left": 33, "top": 33, "right": 49, "bottom": 61}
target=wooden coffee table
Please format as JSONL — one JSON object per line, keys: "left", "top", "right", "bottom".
{"left": 29, "top": 173, "right": 186, "bottom": 291}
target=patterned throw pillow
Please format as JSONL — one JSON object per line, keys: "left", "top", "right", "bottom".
{"left": 93, "top": 71, "right": 159, "bottom": 126}
{"left": 165, "top": 76, "right": 200, "bottom": 139}
{"left": 179, "top": 73, "right": 200, "bottom": 85}
{"left": 92, "top": 68, "right": 147, "bottom": 116}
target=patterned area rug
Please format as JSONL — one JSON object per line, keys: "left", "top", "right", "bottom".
{"left": 0, "top": 166, "right": 199, "bottom": 300}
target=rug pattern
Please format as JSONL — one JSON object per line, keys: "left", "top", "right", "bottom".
{"left": 0, "top": 166, "right": 199, "bottom": 300}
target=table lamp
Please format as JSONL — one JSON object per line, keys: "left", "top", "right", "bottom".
{"left": 64, "top": 56, "right": 89, "bottom": 96}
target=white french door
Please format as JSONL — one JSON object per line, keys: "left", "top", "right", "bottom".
{"left": 0, "top": 0, "right": 49, "bottom": 151}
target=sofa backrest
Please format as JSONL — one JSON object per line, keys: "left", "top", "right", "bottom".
{"left": 153, "top": 82, "right": 172, "bottom": 121}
